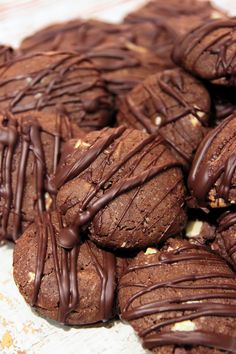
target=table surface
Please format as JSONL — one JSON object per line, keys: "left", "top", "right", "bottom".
{"left": 0, "top": 1, "right": 234, "bottom": 353}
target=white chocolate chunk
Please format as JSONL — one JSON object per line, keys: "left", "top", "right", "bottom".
{"left": 155, "top": 116, "right": 162, "bottom": 127}
{"left": 145, "top": 248, "right": 157, "bottom": 255}
{"left": 74, "top": 139, "right": 90, "bottom": 149}
{"left": 45, "top": 192, "right": 52, "bottom": 211}
{"left": 34, "top": 93, "right": 42, "bottom": 99}
{"left": 211, "top": 11, "right": 224, "bottom": 19}
{"left": 28, "top": 272, "right": 35, "bottom": 282}
{"left": 186, "top": 220, "right": 203, "bottom": 238}
{"left": 172, "top": 320, "right": 196, "bottom": 332}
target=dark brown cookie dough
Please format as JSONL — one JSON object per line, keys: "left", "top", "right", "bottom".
{"left": 118, "top": 238, "right": 236, "bottom": 353}
{"left": 54, "top": 126, "right": 186, "bottom": 251}
{"left": 188, "top": 114, "right": 236, "bottom": 208}
{"left": 173, "top": 19, "right": 236, "bottom": 85}
{"left": 117, "top": 68, "right": 211, "bottom": 167}
{"left": 0, "top": 110, "right": 82, "bottom": 242}
{"left": 212, "top": 211, "right": 236, "bottom": 270}
{"left": 13, "top": 211, "right": 117, "bottom": 325}
{"left": 0, "top": 52, "right": 113, "bottom": 131}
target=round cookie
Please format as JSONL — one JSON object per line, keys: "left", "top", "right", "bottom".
{"left": 19, "top": 19, "right": 135, "bottom": 54}
{"left": 54, "top": 126, "right": 187, "bottom": 251}
{"left": 212, "top": 211, "right": 236, "bottom": 270}
{"left": 188, "top": 114, "right": 236, "bottom": 208}
{"left": 0, "top": 52, "right": 113, "bottom": 131}
{"left": 125, "top": 1, "right": 227, "bottom": 70}
{"left": 13, "top": 211, "right": 116, "bottom": 325}
{"left": 117, "top": 68, "right": 211, "bottom": 167}
{"left": 19, "top": 19, "right": 175, "bottom": 67}
{"left": 173, "top": 19, "right": 236, "bottom": 85}
{"left": 0, "top": 110, "right": 82, "bottom": 242}
{"left": 118, "top": 238, "right": 236, "bottom": 353}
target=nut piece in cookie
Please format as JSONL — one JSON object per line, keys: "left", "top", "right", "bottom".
{"left": 118, "top": 238, "right": 236, "bottom": 353}
{"left": 117, "top": 68, "right": 211, "bottom": 168}
{"left": 188, "top": 114, "right": 236, "bottom": 208}
{"left": 55, "top": 126, "right": 186, "bottom": 250}
{"left": 13, "top": 211, "right": 116, "bottom": 325}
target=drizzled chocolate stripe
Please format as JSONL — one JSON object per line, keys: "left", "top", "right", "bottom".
{"left": 32, "top": 211, "right": 116, "bottom": 324}
{"left": 0, "top": 111, "right": 71, "bottom": 241}
{"left": 143, "top": 331, "right": 236, "bottom": 352}
{"left": 120, "top": 244, "right": 236, "bottom": 352}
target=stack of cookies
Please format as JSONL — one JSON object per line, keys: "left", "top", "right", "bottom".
{"left": 1, "top": 0, "right": 236, "bottom": 352}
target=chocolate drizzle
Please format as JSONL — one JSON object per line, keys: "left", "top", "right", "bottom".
{"left": 119, "top": 243, "right": 236, "bottom": 352}
{"left": 0, "top": 111, "right": 72, "bottom": 241}
{"left": 32, "top": 211, "right": 116, "bottom": 324}
{"left": 188, "top": 114, "right": 236, "bottom": 204}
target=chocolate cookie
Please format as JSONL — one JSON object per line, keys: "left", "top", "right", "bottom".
{"left": 173, "top": 19, "right": 236, "bottom": 85}
{"left": 0, "top": 110, "right": 82, "bottom": 242}
{"left": 19, "top": 18, "right": 174, "bottom": 67}
{"left": 117, "top": 68, "right": 210, "bottom": 167}
{"left": 118, "top": 238, "right": 236, "bottom": 353}
{"left": 125, "top": 0, "right": 225, "bottom": 25}
{"left": 0, "top": 52, "right": 113, "bottom": 131}
{"left": 54, "top": 126, "right": 186, "bottom": 251}
{"left": 188, "top": 114, "right": 236, "bottom": 208}
{"left": 19, "top": 19, "right": 134, "bottom": 54}
{"left": 13, "top": 211, "right": 116, "bottom": 325}
{"left": 125, "top": 1, "right": 227, "bottom": 69}
{"left": 212, "top": 211, "right": 236, "bottom": 270}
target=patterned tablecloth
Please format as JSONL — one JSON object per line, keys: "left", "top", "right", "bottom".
{"left": 0, "top": 0, "right": 233, "bottom": 353}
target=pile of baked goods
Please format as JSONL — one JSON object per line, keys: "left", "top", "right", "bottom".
{"left": 1, "top": 0, "right": 236, "bottom": 352}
